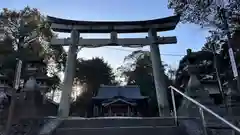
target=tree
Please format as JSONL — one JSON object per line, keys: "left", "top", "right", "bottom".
{"left": 71, "top": 57, "right": 115, "bottom": 116}
{"left": 0, "top": 8, "right": 68, "bottom": 133}
{"left": 0, "top": 7, "right": 64, "bottom": 91}
{"left": 75, "top": 57, "right": 115, "bottom": 93}
{"left": 118, "top": 50, "right": 172, "bottom": 116}
{"left": 168, "top": 0, "right": 240, "bottom": 39}
{"left": 168, "top": 0, "right": 240, "bottom": 80}
{"left": 168, "top": 0, "right": 240, "bottom": 91}
{"left": 168, "top": 0, "right": 240, "bottom": 26}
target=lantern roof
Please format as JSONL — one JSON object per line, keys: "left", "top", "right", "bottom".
{"left": 25, "top": 56, "right": 46, "bottom": 65}
{"left": 35, "top": 73, "right": 50, "bottom": 80}
{"left": 0, "top": 74, "right": 9, "bottom": 80}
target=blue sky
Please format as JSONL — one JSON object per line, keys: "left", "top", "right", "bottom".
{"left": 1, "top": 0, "right": 210, "bottom": 69}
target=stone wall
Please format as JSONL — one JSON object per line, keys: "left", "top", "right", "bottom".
{"left": 13, "top": 94, "right": 58, "bottom": 122}
{"left": 0, "top": 92, "right": 58, "bottom": 133}
{"left": 0, "top": 100, "right": 58, "bottom": 135}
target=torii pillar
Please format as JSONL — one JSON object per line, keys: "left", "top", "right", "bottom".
{"left": 58, "top": 29, "right": 79, "bottom": 117}
{"left": 149, "top": 29, "right": 170, "bottom": 116}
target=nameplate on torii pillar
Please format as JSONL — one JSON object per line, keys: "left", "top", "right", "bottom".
{"left": 51, "top": 36, "right": 177, "bottom": 47}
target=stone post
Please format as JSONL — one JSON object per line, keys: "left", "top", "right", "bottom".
{"left": 148, "top": 28, "right": 169, "bottom": 116}
{"left": 58, "top": 29, "right": 79, "bottom": 117}
{"left": 226, "top": 81, "right": 240, "bottom": 116}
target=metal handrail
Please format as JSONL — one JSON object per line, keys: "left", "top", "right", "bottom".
{"left": 169, "top": 86, "right": 240, "bottom": 134}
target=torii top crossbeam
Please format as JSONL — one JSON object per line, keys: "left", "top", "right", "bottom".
{"left": 47, "top": 15, "right": 180, "bottom": 33}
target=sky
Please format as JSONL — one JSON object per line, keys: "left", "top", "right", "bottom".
{"left": 0, "top": 0, "right": 210, "bottom": 70}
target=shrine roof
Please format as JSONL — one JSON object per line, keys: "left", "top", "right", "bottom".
{"left": 47, "top": 15, "right": 180, "bottom": 33}
{"left": 93, "top": 85, "right": 147, "bottom": 99}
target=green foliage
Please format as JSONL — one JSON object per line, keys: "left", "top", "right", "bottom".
{"left": 49, "top": 45, "right": 67, "bottom": 72}
{"left": 202, "top": 40, "right": 222, "bottom": 52}
{"left": 169, "top": 0, "right": 240, "bottom": 91}
{"left": 168, "top": 0, "right": 240, "bottom": 26}
{"left": 0, "top": 7, "right": 63, "bottom": 90}
{"left": 75, "top": 57, "right": 115, "bottom": 88}
{"left": 72, "top": 57, "right": 116, "bottom": 116}
{"left": 74, "top": 57, "right": 115, "bottom": 98}
{"left": 118, "top": 50, "right": 173, "bottom": 116}
{"left": 48, "top": 74, "right": 61, "bottom": 91}
{"left": 168, "top": 0, "right": 240, "bottom": 40}
{"left": 119, "top": 50, "right": 170, "bottom": 94}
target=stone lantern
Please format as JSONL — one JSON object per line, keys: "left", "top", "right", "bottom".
{"left": 179, "top": 65, "right": 217, "bottom": 117}
{"left": 23, "top": 56, "right": 50, "bottom": 109}
{"left": 24, "top": 76, "right": 37, "bottom": 102}
{"left": 25, "top": 57, "right": 47, "bottom": 75}
{"left": 19, "top": 74, "right": 51, "bottom": 118}
{"left": 35, "top": 74, "right": 50, "bottom": 104}
{"left": 24, "top": 56, "right": 49, "bottom": 96}
{"left": 17, "top": 76, "right": 38, "bottom": 118}
{"left": 186, "top": 65, "right": 201, "bottom": 92}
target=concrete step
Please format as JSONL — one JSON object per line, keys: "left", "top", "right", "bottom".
{"left": 207, "top": 127, "right": 237, "bottom": 135}
{"left": 178, "top": 107, "right": 228, "bottom": 118}
{"left": 59, "top": 117, "right": 176, "bottom": 128}
{"left": 54, "top": 126, "right": 185, "bottom": 135}
{"left": 206, "top": 116, "right": 240, "bottom": 127}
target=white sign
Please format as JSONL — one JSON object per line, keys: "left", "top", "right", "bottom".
{"left": 14, "top": 60, "right": 22, "bottom": 90}
{"left": 0, "top": 91, "right": 7, "bottom": 103}
{"left": 228, "top": 48, "right": 238, "bottom": 77}
{"left": 0, "top": 33, "right": 4, "bottom": 41}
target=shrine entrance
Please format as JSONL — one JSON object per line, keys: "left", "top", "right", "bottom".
{"left": 108, "top": 105, "right": 131, "bottom": 117}
{"left": 102, "top": 98, "right": 136, "bottom": 117}
{"left": 47, "top": 15, "right": 180, "bottom": 117}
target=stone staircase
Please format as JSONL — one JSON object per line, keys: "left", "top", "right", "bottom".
{"left": 46, "top": 117, "right": 188, "bottom": 135}
{"left": 26, "top": 116, "right": 240, "bottom": 135}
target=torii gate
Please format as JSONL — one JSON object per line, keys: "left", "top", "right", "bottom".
{"left": 47, "top": 15, "right": 180, "bottom": 117}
